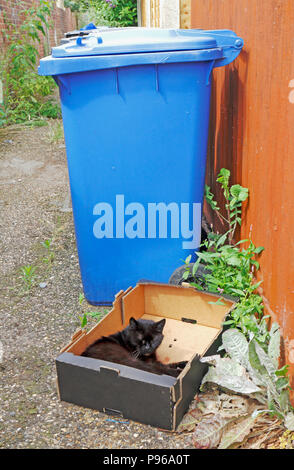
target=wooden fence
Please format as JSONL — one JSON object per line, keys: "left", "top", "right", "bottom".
{"left": 139, "top": 0, "right": 294, "bottom": 391}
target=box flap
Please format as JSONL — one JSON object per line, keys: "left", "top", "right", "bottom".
{"left": 140, "top": 283, "right": 235, "bottom": 329}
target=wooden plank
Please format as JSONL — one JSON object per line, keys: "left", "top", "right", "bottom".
{"left": 180, "top": 0, "right": 191, "bottom": 29}
{"left": 191, "top": 0, "right": 294, "bottom": 392}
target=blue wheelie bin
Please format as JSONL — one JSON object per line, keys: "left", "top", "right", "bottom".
{"left": 38, "top": 28, "right": 243, "bottom": 305}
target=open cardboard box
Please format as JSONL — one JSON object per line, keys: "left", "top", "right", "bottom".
{"left": 56, "top": 283, "right": 236, "bottom": 430}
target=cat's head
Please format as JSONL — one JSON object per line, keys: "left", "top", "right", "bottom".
{"left": 126, "top": 317, "right": 166, "bottom": 358}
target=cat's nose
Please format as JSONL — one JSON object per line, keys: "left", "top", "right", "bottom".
{"left": 142, "top": 343, "right": 152, "bottom": 354}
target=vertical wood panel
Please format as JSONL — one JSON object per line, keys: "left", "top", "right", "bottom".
{"left": 191, "top": 0, "right": 294, "bottom": 388}
{"left": 180, "top": 0, "right": 191, "bottom": 29}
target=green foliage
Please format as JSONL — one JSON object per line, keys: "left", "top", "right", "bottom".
{"left": 41, "top": 238, "right": 54, "bottom": 264}
{"left": 95, "top": 0, "right": 138, "bottom": 26}
{"left": 20, "top": 265, "right": 37, "bottom": 291}
{"left": 67, "top": 0, "right": 138, "bottom": 27}
{"left": 64, "top": 0, "right": 85, "bottom": 12}
{"left": 0, "top": 0, "right": 61, "bottom": 126}
{"left": 79, "top": 310, "right": 106, "bottom": 328}
{"left": 188, "top": 168, "right": 293, "bottom": 431}
{"left": 205, "top": 168, "right": 249, "bottom": 245}
{"left": 184, "top": 168, "right": 266, "bottom": 343}
{"left": 200, "top": 328, "right": 294, "bottom": 429}
{"left": 77, "top": 292, "right": 108, "bottom": 328}
{"left": 47, "top": 119, "right": 64, "bottom": 144}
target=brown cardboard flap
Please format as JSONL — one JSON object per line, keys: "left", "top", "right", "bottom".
{"left": 62, "top": 282, "right": 234, "bottom": 358}
{"left": 142, "top": 283, "right": 234, "bottom": 329}
{"left": 142, "top": 314, "right": 219, "bottom": 363}
{"left": 64, "top": 286, "right": 128, "bottom": 355}
{"left": 121, "top": 284, "right": 145, "bottom": 327}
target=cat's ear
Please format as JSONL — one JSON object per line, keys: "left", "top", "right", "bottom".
{"left": 129, "top": 317, "right": 138, "bottom": 330}
{"left": 154, "top": 318, "right": 166, "bottom": 333}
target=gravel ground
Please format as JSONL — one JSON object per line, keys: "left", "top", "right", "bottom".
{"left": 0, "top": 122, "right": 195, "bottom": 449}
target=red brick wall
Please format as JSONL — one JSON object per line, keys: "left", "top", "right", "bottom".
{"left": 0, "top": 0, "right": 77, "bottom": 56}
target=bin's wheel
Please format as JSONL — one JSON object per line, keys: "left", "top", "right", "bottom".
{"left": 168, "top": 263, "right": 209, "bottom": 286}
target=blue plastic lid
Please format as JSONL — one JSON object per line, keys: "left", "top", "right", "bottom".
{"left": 51, "top": 28, "right": 218, "bottom": 58}
{"left": 38, "top": 28, "right": 243, "bottom": 76}
{"left": 80, "top": 22, "right": 97, "bottom": 31}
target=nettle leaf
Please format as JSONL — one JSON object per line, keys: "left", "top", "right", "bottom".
{"left": 205, "top": 184, "right": 220, "bottom": 211}
{"left": 226, "top": 255, "right": 241, "bottom": 267}
{"left": 200, "top": 357, "right": 261, "bottom": 395}
{"left": 275, "top": 365, "right": 289, "bottom": 377}
{"left": 221, "top": 329, "right": 249, "bottom": 366}
{"left": 270, "top": 322, "right": 280, "bottom": 336}
{"left": 248, "top": 340, "right": 267, "bottom": 375}
{"left": 208, "top": 297, "right": 226, "bottom": 306}
{"left": 268, "top": 324, "right": 280, "bottom": 368}
{"left": 189, "top": 281, "right": 204, "bottom": 290}
{"left": 192, "top": 258, "right": 201, "bottom": 275}
{"left": 185, "top": 254, "right": 192, "bottom": 264}
{"left": 193, "top": 415, "right": 227, "bottom": 449}
{"left": 218, "top": 414, "right": 257, "bottom": 449}
{"left": 216, "top": 232, "right": 228, "bottom": 248}
{"left": 284, "top": 412, "right": 294, "bottom": 431}
{"left": 275, "top": 377, "right": 289, "bottom": 391}
{"left": 182, "top": 270, "right": 189, "bottom": 280}
{"left": 279, "top": 389, "right": 290, "bottom": 414}
{"left": 254, "top": 340, "right": 276, "bottom": 378}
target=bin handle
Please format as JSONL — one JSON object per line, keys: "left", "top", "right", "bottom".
{"left": 76, "top": 36, "right": 103, "bottom": 47}
{"left": 193, "top": 29, "right": 244, "bottom": 67}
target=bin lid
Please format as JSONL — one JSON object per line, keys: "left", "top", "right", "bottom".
{"left": 39, "top": 28, "right": 243, "bottom": 76}
{"left": 51, "top": 28, "right": 218, "bottom": 58}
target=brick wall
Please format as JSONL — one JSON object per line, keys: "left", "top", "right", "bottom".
{"left": 0, "top": 0, "right": 77, "bottom": 56}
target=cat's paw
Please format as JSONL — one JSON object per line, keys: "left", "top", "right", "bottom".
{"left": 176, "top": 360, "right": 188, "bottom": 369}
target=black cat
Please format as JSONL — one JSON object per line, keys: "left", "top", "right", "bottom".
{"left": 81, "top": 317, "right": 189, "bottom": 377}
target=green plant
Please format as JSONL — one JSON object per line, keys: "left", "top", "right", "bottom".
{"left": 0, "top": 0, "right": 60, "bottom": 126}
{"left": 79, "top": 310, "right": 106, "bottom": 328}
{"left": 65, "top": 0, "right": 137, "bottom": 27}
{"left": 41, "top": 238, "right": 54, "bottom": 264}
{"left": 205, "top": 168, "right": 248, "bottom": 245}
{"left": 77, "top": 292, "right": 108, "bottom": 328}
{"left": 200, "top": 327, "right": 294, "bottom": 430}
{"left": 20, "top": 264, "right": 37, "bottom": 291}
{"left": 184, "top": 168, "right": 266, "bottom": 343}
{"left": 47, "top": 120, "right": 64, "bottom": 144}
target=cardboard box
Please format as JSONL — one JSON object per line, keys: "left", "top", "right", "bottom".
{"left": 56, "top": 283, "right": 236, "bottom": 430}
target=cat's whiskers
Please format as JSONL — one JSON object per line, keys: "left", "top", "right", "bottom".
{"left": 132, "top": 348, "right": 140, "bottom": 359}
